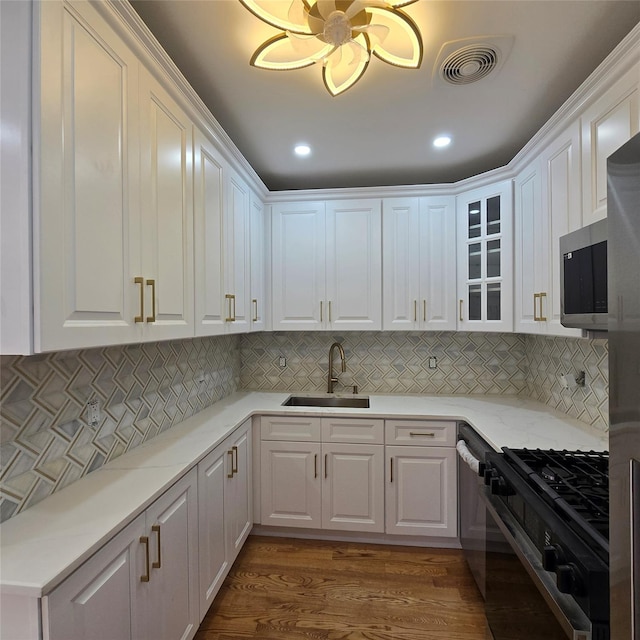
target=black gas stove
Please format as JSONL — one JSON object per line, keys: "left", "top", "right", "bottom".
{"left": 484, "top": 447, "right": 610, "bottom": 638}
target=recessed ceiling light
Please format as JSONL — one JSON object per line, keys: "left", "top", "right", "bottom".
{"left": 433, "top": 135, "right": 452, "bottom": 148}
{"left": 294, "top": 144, "right": 311, "bottom": 157}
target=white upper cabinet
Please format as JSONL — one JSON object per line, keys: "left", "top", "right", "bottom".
{"left": 514, "top": 159, "right": 547, "bottom": 335}
{"left": 383, "top": 196, "right": 456, "bottom": 330}
{"left": 194, "top": 127, "right": 227, "bottom": 336}
{"left": 193, "top": 129, "right": 258, "bottom": 337}
{"left": 272, "top": 199, "right": 382, "bottom": 330}
{"left": 35, "top": 1, "right": 195, "bottom": 352}
{"left": 37, "top": 0, "right": 142, "bottom": 351}
{"left": 325, "top": 199, "right": 382, "bottom": 330}
{"left": 456, "top": 181, "right": 513, "bottom": 332}
{"left": 249, "top": 192, "right": 267, "bottom": 332}
{"left": 271, "top": 201, "right": 326, "bottom": 330}
{"left": 224, "top": 168, "right": 251, "bottom": 333}
{"left": 540, "top": 122, "right": 583, "bottom": 337}
{"left": 581, "top": 66, "right": 640, "bottom": 226}
{"left": 138, "top": 68, "right": 194, "bottom": 342}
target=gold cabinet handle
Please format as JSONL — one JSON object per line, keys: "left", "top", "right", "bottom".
{"left": 151, "top": 524, "right": 161, "bottom": 569}
{"left": 146, "top": 279, "right": 156, "bottom": 323}
{"left": 320, "top": 300, "right": 323, "bottom": 322}
{"left": 140, "top": 536, "right": 150, "bottom": 582}
{"left": 227, "top": 450, "right": 234, "bottom": 478}
{"left": 423, "top": 300, "right": 427, "bottom": 323}
{"left": 134, "top": 277, "right": 144, "bottom": 323}
{"left": 413, "top": 300, "right": 417, "bottom": 322}
{"left": 328, "top": 301, "right": 332, "bottom": 323}
{"left": 314, "top": 453, "right": 318, "bottom": 479}
{"left": 232, "top": 445, "right": 238, "bottom": 474}
{"left": 539, "top": 292, "right": 547, "bottom": 321}
{"left": 533, "top": 293, "right": 540, "bottom": 321}
{"left": 459, "top": 299, "right": 464, "bottom": 322}
{"left": 410, "top": 432, "right": 435, "bottom": 437}
{"left": 232, "top": 294, "right": 236, "bottom": 321}
{"left": 324, "top": 453, "right": 328, "bottom": 479}
{"left": 225, "top": 294, "right": 235, "bottom": 322}
{"left": 252, "top": 299, "right": 258, "bottom": 322}
{"left": 390, "top": 457, "right": 393, "bottom": 483}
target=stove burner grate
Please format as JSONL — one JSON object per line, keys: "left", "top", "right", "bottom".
{"left": 503, "top": 448, "right": 609, "bottom": 555}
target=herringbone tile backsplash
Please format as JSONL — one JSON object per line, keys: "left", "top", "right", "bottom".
{"left": 0, "top": 336, "right": 240, "bottom": 522}
{"left": 240, "top": 332, "right": 528, "bottom": 395}
{"left": 0, "top": 331, "right": 608, "bottom": 523}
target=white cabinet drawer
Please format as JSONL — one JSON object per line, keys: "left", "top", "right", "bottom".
{"left": 385, "top": 420, "right": 456, "bottom": 447}
{"left": 321, "top": 418, "right": 384, "bottom": 444}
{"left": 261, "top": 416, "right": 321, "bottom": 441}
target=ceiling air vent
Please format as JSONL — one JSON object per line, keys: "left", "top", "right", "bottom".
{"left": 432, "top": 36, "right": 514, "bottom": 87}
{"left": 441, "top": 45, "right": 498, "bottom": 85}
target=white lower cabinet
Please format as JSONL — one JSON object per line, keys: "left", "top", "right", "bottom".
{"left": 260, "top": 417, "right": 385, "bottom": 533}
{"left": 385, "top": 420, "right": 457, "bottom": 538}
{"left": 198, "top": 420, "right": 252, "bottom": 618}
{"left": 40, "top": 420, "right": 253, "bottom": 640}
{"left": 44, "top": 469, "right": 199, "bottom": 640}
{"left": 322, "top": 443, "right": 384, "bottom": 532}
{"left": 260, "top": 415, "right": 456, "bottom": 538}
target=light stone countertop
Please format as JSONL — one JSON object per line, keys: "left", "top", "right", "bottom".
{"left": 0, "top": 391, "right": 608, "bottom": 597}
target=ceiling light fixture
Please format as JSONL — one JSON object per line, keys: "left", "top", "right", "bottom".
{"left": 433, "top": 135, "right": 451, "bottom": 148}
{"left": 294, "top": 143, "right": 312, "bottom": 156}
{"left": 240, "top": 0, "right": 423, "bottom": 97}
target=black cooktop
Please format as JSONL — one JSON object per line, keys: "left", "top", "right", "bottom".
{"left": 502, "top": 448, "right": 609, "bottom": 552}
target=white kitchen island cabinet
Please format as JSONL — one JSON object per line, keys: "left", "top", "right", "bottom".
{"left": 382, "top": 196, "right": 457, "bottom": 331}
{"left": 385, "top": 420, "right": 458, "bottom": 538}
{"left": 260, "top": 416, "right": 385, "bottom": 533}
{"left": 44, "top": 469, "right": 199, "bottom": 640}
{"left": 271, "top": 199, "right": 382, "bottom": 331}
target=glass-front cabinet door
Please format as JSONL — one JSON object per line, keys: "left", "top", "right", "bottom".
{"left": 457, "top": 181, "right": 513, "bottom": 331}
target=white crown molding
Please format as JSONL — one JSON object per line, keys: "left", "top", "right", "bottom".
{"left": 507, "top": 21, "right": 640, "bottom": 175}
{"left": 98, "top": 0, "right": 269, "bottom": 199}
{"left": 94, "top": 2, "right": 638, "bottom": 203}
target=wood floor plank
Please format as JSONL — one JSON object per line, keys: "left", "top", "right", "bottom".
{"left": 195, "top": 536, "right": 487, "bottom": 640}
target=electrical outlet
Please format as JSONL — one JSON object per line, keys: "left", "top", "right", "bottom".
{"left": 87, "top": 398, "right": 100, "bottom": 427}
{"left": 428, "top": 357, "right": 438, "bottom": 369}
{"left": 279, "top": 356, "right": 287, "bottom": 368}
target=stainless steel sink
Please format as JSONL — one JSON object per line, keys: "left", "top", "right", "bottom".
{"left": 282, "top": 395, "right": 370, "bottom": 408}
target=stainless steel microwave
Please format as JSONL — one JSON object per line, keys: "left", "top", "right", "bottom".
{"left": 559, "top": 218, "right": 608, "bottom": 331}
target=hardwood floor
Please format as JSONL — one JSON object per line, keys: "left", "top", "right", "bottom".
{"left": 195, "top": 536, "right": 487, "bottom": 640}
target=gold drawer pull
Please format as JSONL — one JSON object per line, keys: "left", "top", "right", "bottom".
{"left": 227, "top": 450, "right": 234, "bottom": 477}
{"left": 232, "top": 445, "right": 239, "bottom": 474}
{"left": 146, "top": 279, "right": 156, "bottom": 323}
{"left": 134, "top": 277, "right": 144, "bottom": 323}
{"left": 320, "top": 300, "right": 323, "bottom": 322}
{"left": 140, "top": 536, "right": 150, "bottom": 582}
{"left": 151, "top": 525, "right": 161, "bottom": 569}
{"left": 423, "top": 300, "right": 426, "bottom": 323}
{"left": 539, "top": 292, "right": 547, "bottom": 322}
{"left": 409, "top": 432, "right": 435, "bottom": 437}
{"left": 225, "top": 294, "right": 235, "bottom": 322}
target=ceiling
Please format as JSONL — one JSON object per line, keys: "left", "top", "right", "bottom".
{"left": 130, "top": 1, "right": 640, "bottom": 192}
